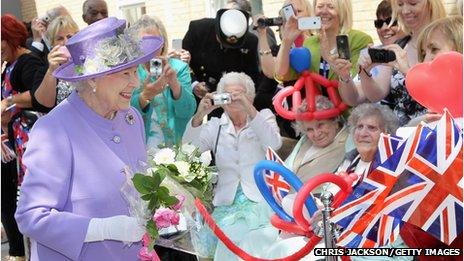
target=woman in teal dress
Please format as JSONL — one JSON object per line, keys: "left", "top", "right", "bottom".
{"left": 130, "top": 15, "right": 196, "bottom": 147}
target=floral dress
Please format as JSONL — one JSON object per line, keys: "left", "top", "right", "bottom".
{"left": 381, "top": 69, "right": 426, "bottom": 126}
{"left": 2, "top": 62, "right": 33, "bottom": 184}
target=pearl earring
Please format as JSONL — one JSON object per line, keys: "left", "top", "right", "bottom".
{"left": 92, "top": 86, "right": 97, "bottom": 93}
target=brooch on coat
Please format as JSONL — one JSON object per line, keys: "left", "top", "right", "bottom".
{"left": 125, "top": 112, "right": 135, "bottom": 125}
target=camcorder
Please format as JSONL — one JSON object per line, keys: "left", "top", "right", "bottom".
{"left": 255, "top": 17, "right": 283, "bottom": 29}
{"left": 368, "top": 48, "right": 396, "bottom": 63}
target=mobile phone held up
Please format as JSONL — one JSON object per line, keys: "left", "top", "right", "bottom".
{"left": 297, "top": 16, "right": 321, "bottom": 30}
{"left": 171, "top": 39, "right": 182, "bottom": 50}
{"left": 282, "top": 4, "right": 295, "bottom": 21}
{"left": 368, "top": 48, "right": 396, "bottom": 63}
{"left": 149, "top": 58, "right": 163, "bottom": 78}
{"left": 336, "top": 35, "right": 351, "bottom": 60}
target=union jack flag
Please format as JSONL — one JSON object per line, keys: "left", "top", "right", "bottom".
{"left": 384, "top": 111, "right": 463, "bottom": 245}
{"left": 264, "top": 147, "right": 291, "bottom": 204}
{"left": 332, "top": 124, "right": 434, "bottom": 248}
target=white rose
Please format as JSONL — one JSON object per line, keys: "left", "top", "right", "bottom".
{"left": 174, "top": 161, "right": 195, "bottom": 182}
{"left": 200, "top": 151, "right": 212, "bottom": 166}
{"left": 181, "top": 144, "right": 196, "bottom": 155}
{"left": 154, "top": 148, "right": 176, "bottom": 165}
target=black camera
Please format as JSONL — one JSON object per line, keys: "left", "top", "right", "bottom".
{"left": 255, "top": 17, "right": 283, "bottom": 29}
{"left": 368, "top": 48, "right": 396, "bottom": 63}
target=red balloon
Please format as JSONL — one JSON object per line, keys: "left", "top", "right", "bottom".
{"left": 405, "top": 51, "right": 463, "bottom": 118}
{"left": 292, "top": 173, "right": 353, "bottom": 229}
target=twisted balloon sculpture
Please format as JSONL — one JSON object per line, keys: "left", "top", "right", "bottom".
{"left": 273, "top": 47, "right": 348, "bottom": 121}
{"left": 194, "top": 160, "right": 355, "bottom": 260}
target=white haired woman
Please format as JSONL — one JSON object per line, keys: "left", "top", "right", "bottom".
{"left": 263, "top": 103, "right": 400, "bottom": 260}
{"left": 15, "top": 17, "right": 164, "bottom": 260}
{"left": 286, "top": 95, "right": 349, "bottom": 195}
{"left": 183, "top": 72, "right": 282, "bottom": 260}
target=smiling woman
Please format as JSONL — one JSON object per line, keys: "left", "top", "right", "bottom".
{"left": 286, "top": 95, "right": 348, "bottom": 193}
{"left": 15, "top": 17, "right": 165, "bottom": 261}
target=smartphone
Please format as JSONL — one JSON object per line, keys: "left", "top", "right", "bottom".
{"left": 368, "top": 48, "right": 396, "bottom": 63}
{"left": 336, "top": 35, "right": 351, "bottom": 60}
{"left": 297, "top": 16, "right": 321, "bottom": 30}
{"left": 149, "top": 58, "right": 163, "bottom": 78}
{"left": 172, "top": 39, "right": 182, "bottom": 50}
{"left": 282, "top": 4, "right": 295, "bottom": 21}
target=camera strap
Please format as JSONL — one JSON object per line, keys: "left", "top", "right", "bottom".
{"left": 211, "top": 124, "right": 222, "bottom": 166}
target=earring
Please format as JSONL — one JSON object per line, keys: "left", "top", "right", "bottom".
{"left": 92, "top": 86, "right": 97, "bottom": 93}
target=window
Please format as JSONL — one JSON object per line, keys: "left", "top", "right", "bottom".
{"left": 117, "top": 0, "right": 146, "bottom": 26}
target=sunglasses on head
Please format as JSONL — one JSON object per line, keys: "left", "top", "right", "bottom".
{"left": 374, "top": 17, "right": 398, "bottom": 29}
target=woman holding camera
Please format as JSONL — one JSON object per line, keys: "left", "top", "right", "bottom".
{"left": 275, "top": 0, "right": 372, "bottom": 85}
{"left": 183, "top": 72, "right": 282, "bottom": 260}
{"left": 341, "top": 0, "right": 446, "bottom": 126}
{"left": 130, "top": 15, "right": 196, "bottom": 147}
{"left": 30, "top": 15, "right": 79, "bottom": 110}
{"left": 337, "top": 0, "right": 406, "bottom": 105}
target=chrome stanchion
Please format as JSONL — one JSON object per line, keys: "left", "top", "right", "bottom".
{"left": 321, "top": 191, "right": 337, "bottom": 261}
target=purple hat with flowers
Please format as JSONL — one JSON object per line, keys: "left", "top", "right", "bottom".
{"left": 53, "top": 17, "right": 163, "bottom": 82}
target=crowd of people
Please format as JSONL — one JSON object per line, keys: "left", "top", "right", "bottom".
{"left": 1, "top": 0, "right": 462, "bottom": 260}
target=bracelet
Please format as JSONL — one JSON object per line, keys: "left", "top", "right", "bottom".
{"left": 361, "top": 68, "right": 372, "bottom": 77}
{"left": 339, "top": 76, "right": 351, "bottom": 84}
{"left": 259, "top": 49, "right": 272, "bottom": 56}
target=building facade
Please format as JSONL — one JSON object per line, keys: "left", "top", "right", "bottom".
{"left": 11, "top": 0, "right": 461, "bottom": 46}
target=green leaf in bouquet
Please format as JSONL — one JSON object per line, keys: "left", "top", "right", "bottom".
{"left": 164, "top": 195, "right": 179, "bottom": 207}
{"left": 151, "top": 170, "right": 161, "bottom": 188}
{"left": 148, "top": 193, "right": 159, "bottom": 210}
{"left": 132, "top": 173, "right": 154, "bottom": 195}
{"left": 165, "top": 164, "right": 178, "bottom": 174}
{"left": 146, "top": 219, "right": 159, "bottom": 240}
{"left": 141, "top": 193, "right": 153, "bottom": 201}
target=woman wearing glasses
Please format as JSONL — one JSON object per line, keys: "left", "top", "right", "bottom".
{"left": 338, "top": 0, "right": 446, "bottom": 126}
{"left": 338, "top": 0, "right": 405, "bottom": 105}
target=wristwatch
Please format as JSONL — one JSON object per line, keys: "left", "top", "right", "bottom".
{"left": 6, "top": 95, "right": 13, "bottom": 107}
{"left": 259, "top": 49, "right": 272, "bottom": 56}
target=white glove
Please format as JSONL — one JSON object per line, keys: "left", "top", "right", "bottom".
{"left": 84, "top": 215, "right": 145, "bottom": 242}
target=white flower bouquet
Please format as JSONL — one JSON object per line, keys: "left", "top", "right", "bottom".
{"left": 148, "top": 143, "right": 217, "bottom": 212}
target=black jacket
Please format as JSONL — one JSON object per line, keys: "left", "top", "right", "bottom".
{"left": 182, "top": 18, "right": 260, "bottom": 92}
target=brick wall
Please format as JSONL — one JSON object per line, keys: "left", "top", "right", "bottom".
{"left": 19, "top": 0, "right": 460, "bottom": 45}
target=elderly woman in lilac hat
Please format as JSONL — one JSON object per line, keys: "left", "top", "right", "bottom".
{"left": 15, "top": 17, "right": 163, "bottom": 260}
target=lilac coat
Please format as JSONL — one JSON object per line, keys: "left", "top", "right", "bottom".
{"left": 15, "top": 92, "right": 147, "bottom": 260}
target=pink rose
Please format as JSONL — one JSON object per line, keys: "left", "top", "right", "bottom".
{"left": 172, "top": 195, "right": 185, "bottom": 211}
{"left": 138, "top": 246, "right": 160, "bottom": 261}
{"left": 153, "top": 208, "right": 175, "bottom": 228}
{"left": 170, "top": 211, "right": 180, "bottom": 226}
{"left": 141, "top": 233, "right": 151, "bottom": 247}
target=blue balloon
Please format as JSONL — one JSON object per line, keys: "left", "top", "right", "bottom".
{"left": 254, "top": 160, "right": 318, "bottom": 222}
{"left": 289, "top": 47, "right": 311, "bottom": 73}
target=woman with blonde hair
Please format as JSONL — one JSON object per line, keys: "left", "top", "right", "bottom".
{"left": 30, "top": 15, "right": 79, "bottom": 110}
{"left": 275, "top": 0, "right": 373, "bottom": 84}
{"left": 130, "top": 15, "right": 196, "bottom": 147}
{"left": 353, "top": 0, "right": 446, "bottom": 126}
{"left": 417, "top": 15, "right": 463, "bottom": 62}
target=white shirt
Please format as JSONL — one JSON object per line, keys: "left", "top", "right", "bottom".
{"left": 183, "top": 109, "right": 282, "bottom": 206}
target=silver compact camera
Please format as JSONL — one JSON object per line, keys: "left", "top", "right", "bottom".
{"left": 149, "top": 58, "right": 163, "bottom": 78}
{"left": 212, "top": 93, "right": 232, "bottom": 105}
